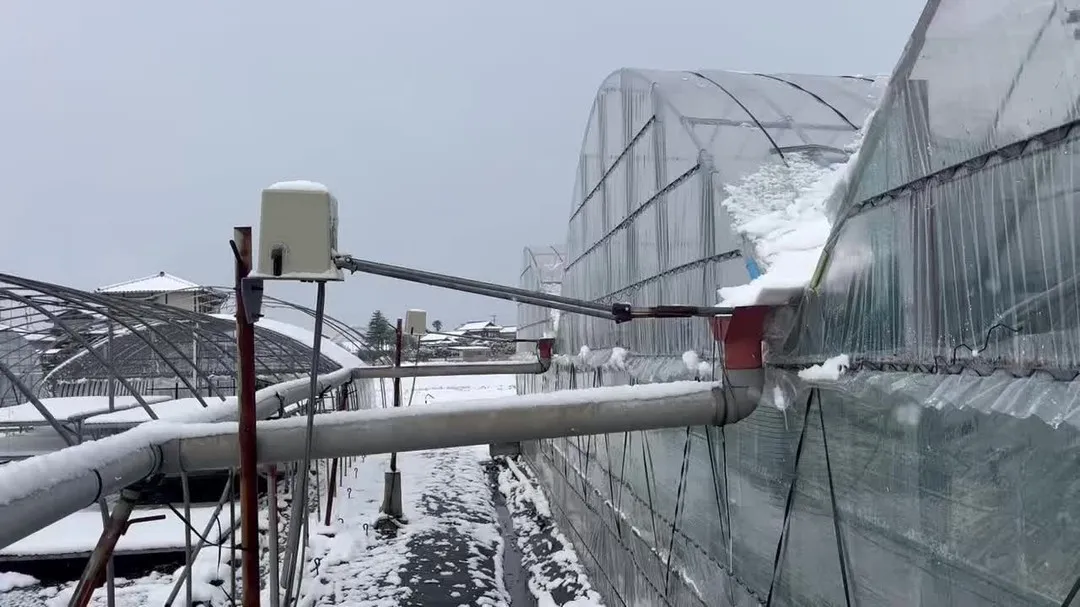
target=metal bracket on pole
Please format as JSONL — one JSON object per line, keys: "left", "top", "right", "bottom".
{"left": 241, "top": 277, "right": 265, "bottom": 324}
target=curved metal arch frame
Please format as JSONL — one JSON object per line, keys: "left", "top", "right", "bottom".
{"left": 214, "top": 288, "right": 392, "bottom": 367}
{"left": 0, "top": 287, "right": 158, "bottom": 418}
{"left": 2, "top": 277, "right": 216, "bottom": 408}
{"left": 51, "top": 316, "right": 312, "bottom": 387}
{"left": 30, "top": 281, "right": 332, "bottom": 397}
{"left": 0, "top": 275, "right": 359, "bottom": 417}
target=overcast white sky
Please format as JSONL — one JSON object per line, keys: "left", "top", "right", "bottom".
{"left": 0, "top": 1, "right": 925, "bottom": 330}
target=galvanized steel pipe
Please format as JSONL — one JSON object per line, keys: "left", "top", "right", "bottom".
{"left": 160, "top": 382, "right": 735, "bottom": 474}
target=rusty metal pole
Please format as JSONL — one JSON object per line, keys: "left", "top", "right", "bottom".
{"left": 233, "top": 226, "right": 261, "bottom": 607}
{"left": 379, "top": 321, "right": 405, "bottom": 520}
{"left": 69, "top": 489, "right": 140, "bottom": 607}
{"left": 323, "top": 384, "right": 349, "bottom": 527}
{"left": 266, "top": 466, "right": 281, "bottom": 607}
{"left": 389, "top": 319, "right": 403, "bottom": 472}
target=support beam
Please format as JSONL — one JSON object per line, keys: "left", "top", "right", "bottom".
{"left": 162, "top": 381, "right": 742, "bottom": 474}
{"left": 352, "top": 359, "right": 549, "bottom": 379}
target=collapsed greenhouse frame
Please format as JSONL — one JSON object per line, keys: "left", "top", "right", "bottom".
{"left": 516, "top": 2, "right": 1080, "bottom": 605}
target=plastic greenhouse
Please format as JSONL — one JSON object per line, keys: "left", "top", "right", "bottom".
{"left": 0, "top": 273, "right": 377, "bottom": 437}
{"left": 517, "top": 1, "right": 1080, "bottom": 605}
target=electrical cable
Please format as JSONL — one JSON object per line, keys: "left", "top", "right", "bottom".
{"left": 930, "top": 322, "right": 1023, "bottom": 372}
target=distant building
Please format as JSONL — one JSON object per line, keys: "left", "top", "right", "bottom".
{"left": 96, "top": 272, "right": 226, "bottom": 313}
{"left": 455, "top": 320, "right": 502, "bottom": 340}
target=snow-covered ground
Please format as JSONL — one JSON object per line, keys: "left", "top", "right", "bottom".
{"left": 0, "top": 372, "right": 602, "bottom": 606}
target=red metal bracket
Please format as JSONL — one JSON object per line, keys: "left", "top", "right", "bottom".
{"left": 537, "top": 337, "right": 555, "bottom": 361}
{"left": 710, "top": 306, "right": 770, "bottom": 370}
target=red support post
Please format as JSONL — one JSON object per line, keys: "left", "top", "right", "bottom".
{"left": 233, "top": 226, "right": 261, "bottom": 607}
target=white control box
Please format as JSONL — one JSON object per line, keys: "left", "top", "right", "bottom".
{"left": 403, "top": 309, "right": 427, "bottom": 336}
{"left": 254, "top": 180, "right": 344, "bottom": 281}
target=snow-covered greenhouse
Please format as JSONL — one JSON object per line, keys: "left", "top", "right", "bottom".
{"left": 0, "top": 274, "right": 376, "bottom": 449}
{"left": 518, "top": 1, "right": 1080, "bottom": 605}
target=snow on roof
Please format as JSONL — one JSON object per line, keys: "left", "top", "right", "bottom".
{"left": 499, "top": 326, "right": 517, "bottom": 333}
{"left": 717, "top": 113, "right": 874, "bottom": 308}
{"left": 450, "top": 345, "right": 491, "bottom": 351}
{"left": 266, "top": 180, "right": 329, "bottom": 193}
{"left": 456, "top": 321, "right": 499, "bottom": 332}
{"left": 0, "top": 504, "right": 234, "bottom": 557}
{"left": 97, "top": 271, "right": 201, "bottom": 294}
{"left": 209, "top": 314, "right": 364, "bottom": 370}
{"left": 0, "top": 395, "right": 172, "bottom": 425}
{"left": 419, "top": 333, "right": 454, "bottom": 343}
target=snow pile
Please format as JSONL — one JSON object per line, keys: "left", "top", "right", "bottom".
{"left": 497, "top": 457, "right": 604, "bottom": 607}
{"left": 265, "top": 180, "right": 329, "bottom": 193}
{"left": 1, "top": 505, "right": 234, "bottom": 556}
{"left": 0, "top": 571, "right": 38, "bottom": 593}
{"left": 606, "top": 347, "right": 627, "bottom": 371}
{"left": 797, "top": 354, "right": 850, "bottom": 381}
{"left": 681, "top": 350, "right": 712, "bottom": 377}
{"left": 717, "top": 113, "right": 876, "bottom": 308}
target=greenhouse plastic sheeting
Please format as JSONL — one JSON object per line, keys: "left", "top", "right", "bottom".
{"left": 831, "top": 0, "right": 1080, "bottom": 221}
{"left": 783, "top": 0, "right": 1080, "bottom": 373}
{"left": 521, "top": 365, "right": 1080, "bottom": 606}
{"left": 516, "top": 1, "right": 1080, "bottom": 604}
{"left": 558, "top": 68, "right": 880, "bottom": 361}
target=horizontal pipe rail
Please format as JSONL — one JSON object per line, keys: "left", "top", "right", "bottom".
{"left": 352, "top": 359, "right": 549, "bottom": 379}
{"left": 0, "top": 375, "right": 760, "bottom": 550}
{"left": 165, "top": 381, "right": 729, "bottom": 472}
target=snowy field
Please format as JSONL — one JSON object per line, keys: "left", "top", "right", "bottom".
{"left": 0, "top": 373, "right": 602, "bottom": 606}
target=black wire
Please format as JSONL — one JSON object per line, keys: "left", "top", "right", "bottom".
{"left": 604, "top": 433, "right": 624, "bottom": 539}
{"left": 663, "top": 426, "right": 694, "bottom": 594}
{"left": 818, "top": 391, "right": 854, "bottom": 607}
{"left": 765, "top": 391, "right": 815, "bottom": 607}
{"left": 713, "top": 338, "right": 738, "bottom": 606}
{"left": 931, "top": 322, "right": 1023, "bottom": 372}
{"left": 1061, "top": 572, "right": 1080, "bottom": 606}
{"left": 641, "top": 432, "right": 663, "bottom": 549}
{"left": 581, "top": 434, "right": 594, "bottom": 499}
{"left": 704, "top": 426, "right": 737, "bottom": 607}
{"left": 704, "top": 428, "right": 728, "bottom": 549}
{"left": 166, "top": 503, "right": 216, "bottom": 547}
